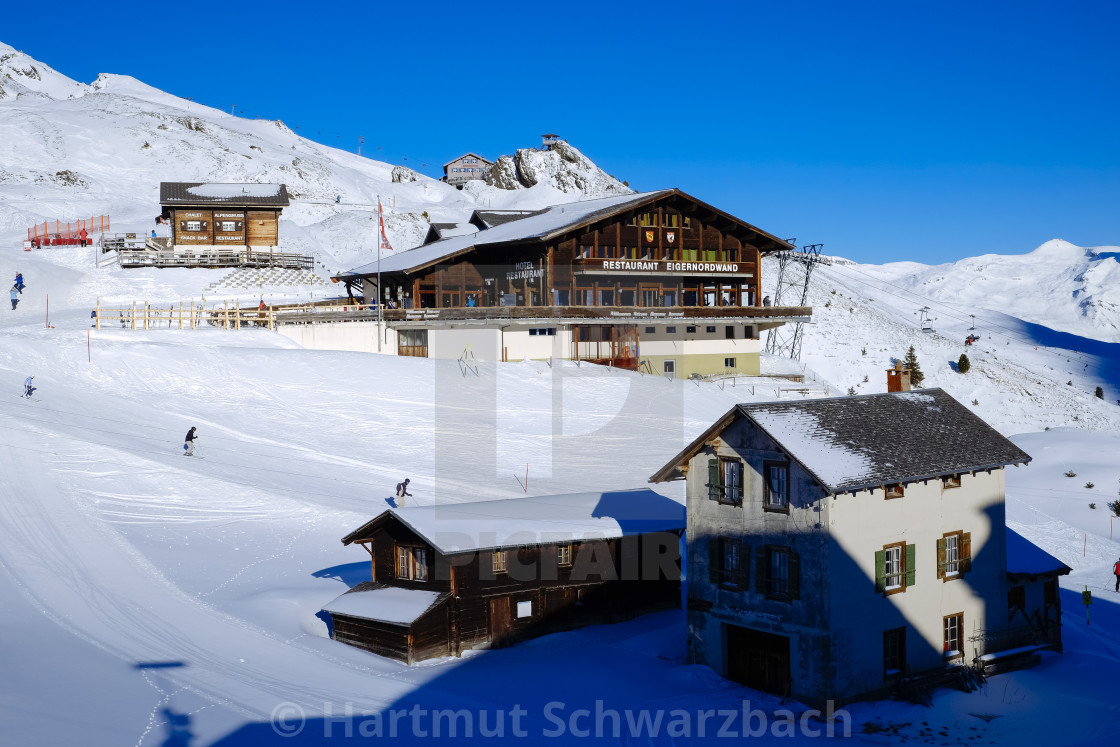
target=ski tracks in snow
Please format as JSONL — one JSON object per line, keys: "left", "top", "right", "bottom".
{"left": 0, "top": 427, "right": 451, "bottom": 731}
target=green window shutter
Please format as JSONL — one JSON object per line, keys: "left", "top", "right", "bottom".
{"left": 961, "top": 532, "right": 972, "bottom": 573}
{"left": 707, "top": 459, "right": 720, "bottom": 502}
{"left": 905, "top": 543, "right": 916, "bottom": 587}
{"left": 874, "top": 549, "right": 886, "bottom": 593}
{"left": 709, "top": 538, "right": 721, "bottom": 584}
{"left": 756, "top": 547, "right": 768, "bottom": 595}
{"left": 936, "top": 537, "right": 946, "bottom": 579}
{"left": 735, "top": 542, "right": 751, "bottom": 588}
{"left": 788, "top": 550, "right": 801, "bottom": 600}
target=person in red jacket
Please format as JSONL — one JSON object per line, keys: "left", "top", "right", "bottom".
{"left": 1114, "top": 557, "right": 1120, "bottom": 592}
{"left": 79, "top": 227, "right": 89, "bottom": 247}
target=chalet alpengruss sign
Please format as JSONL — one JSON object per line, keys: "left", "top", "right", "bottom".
{"left": 577, "top": 259, "right": 745, "bottom": 276}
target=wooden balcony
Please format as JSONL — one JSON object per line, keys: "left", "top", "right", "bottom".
{"left": 271, "top": 302, "right": 811, "bottom": 327}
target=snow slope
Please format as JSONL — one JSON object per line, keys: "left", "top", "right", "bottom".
{"left": 0, "top": 41, "right": 627, "bottom": 274}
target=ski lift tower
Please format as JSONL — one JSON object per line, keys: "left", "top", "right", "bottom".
{"left": 764, "top": 243, "right": 823, "bottom": 361}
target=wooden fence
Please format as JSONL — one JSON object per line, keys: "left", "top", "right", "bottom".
{"left": 93, "top": 300, "right": 276, "bottom": 331}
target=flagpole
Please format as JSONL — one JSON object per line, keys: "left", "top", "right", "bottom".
{"left": 377, "top": 196, "right": 382, "bottom": 353}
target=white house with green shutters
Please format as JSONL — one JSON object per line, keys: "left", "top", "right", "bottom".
{"left": 651, "top": 389, "right": 1060, "bottom": 706}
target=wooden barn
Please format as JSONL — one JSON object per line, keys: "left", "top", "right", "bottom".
{"left": 322, "top": 489, "right": 685, "bottom": 664}
{"left": 159, "top": 182, "right": 290, "bottom": 249}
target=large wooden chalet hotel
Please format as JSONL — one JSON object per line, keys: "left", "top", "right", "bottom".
{"left": 327, "top": 190, "right": 809, "bottom": 377}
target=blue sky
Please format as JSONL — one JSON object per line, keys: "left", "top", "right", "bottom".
{"left": 5, "top": 0, "right": 1119, "bottom": 264}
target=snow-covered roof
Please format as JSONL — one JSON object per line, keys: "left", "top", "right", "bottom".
{"left": 342, "top": 489, "right": 684, "bottom": 555}
{"left": 160, "top": 182, "right": 290, "bottom": 207}
{"left": 322, "top": 584, "right": 446, "bottom": 625}
{"left": 651, "top": 389, "right": 1032, "bottom": 493}
{"left": 341, "top": 191, "right": 666, "bottom": 277}
{"left": 337, "top": 188, "right": 797, "bottom": 279}
{"left": 1006, "top": 528, "right": 1071, "bottom": 577}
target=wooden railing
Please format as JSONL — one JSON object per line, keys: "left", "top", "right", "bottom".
{"left": 272, "top": 302, "right": 813, "bottom": 325}
{"left": 95, "top": 298, "right": 811, "bottom": 334}
{"left": 93, "top": 300, "right": 275, "bottom": 331}
{"left": 116, "top": 247, "right": 313, "bottom": 270}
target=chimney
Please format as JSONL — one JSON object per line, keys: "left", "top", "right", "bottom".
{"left": 886, "top": 362, "right": 911, "bottom": 392}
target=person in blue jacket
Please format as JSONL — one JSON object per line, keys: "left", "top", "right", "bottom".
{"left": 10, "top": 286, "right": 19, "bottom": 310}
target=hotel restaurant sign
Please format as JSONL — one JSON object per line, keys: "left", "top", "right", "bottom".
{"left": 574, "top": 259, "right": 748, "bottom": 277}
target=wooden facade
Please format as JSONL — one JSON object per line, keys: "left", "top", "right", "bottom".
{"left": 325, "top": 494, "right": 684, "bottom": 664}
{"left": 159, "top": 182, "right": 289, "bottom": 249}
{"left": 334, "top": 189, "right": 809, "bottom": 375}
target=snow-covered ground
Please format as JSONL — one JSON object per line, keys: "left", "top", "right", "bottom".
{"left": 2, "top": 40, "right": 1120, "bottom": 746}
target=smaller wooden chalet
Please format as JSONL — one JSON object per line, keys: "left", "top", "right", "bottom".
{"left": 323, "top": 489, "right": 684, "bottom": 664}
{"left": 159, "top": 182, "right": 290, "bottom": 249}
{"left": 994, "top": 527, "right": 1070, "bottom": 671}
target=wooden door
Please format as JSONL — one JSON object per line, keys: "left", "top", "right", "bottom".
{"left": 488, "top": 596, "right": 512, "bottom": 648}
{"left": 726, "top": 625, "right": 790, "bottom": 696}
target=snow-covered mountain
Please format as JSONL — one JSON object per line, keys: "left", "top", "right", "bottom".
{"left": 865, "top": 239, "right": 1120, "bottom": 340}
{"left": 0, "top": 41, "right": 626, "bottom": 272}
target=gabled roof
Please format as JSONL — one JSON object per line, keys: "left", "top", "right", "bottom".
{"left": 422, "top": 222, "right": 477, "bottom": 245}
{"left": 159, "top": 182, "right": 290, "bottom": 207}
{"left": 322, "top": 583, "right": 449, "bottom": 626}
{"left": 442, "top": 152, "right": 493, "bottom": 169}
{"left": 1006, "top": 528, "right": 1071, "bottom": 578}
{"left": 337, "top": 188, "right": 792, "bottom": 278}
{"left": 341, "top": 489, "right": 684, "bottom": 555}
{"left": 470, "top": 209, "right": 545, "bottom": 230}
{"left": 650, "top": 389, "right": 1032, "bottom": 494}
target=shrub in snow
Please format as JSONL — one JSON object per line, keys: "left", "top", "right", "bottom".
{"left": 972, "top": 399, "right": 980, "bottom": 406}
{"left": 863, "top": 374, "right": 869, "bottom": 383}
{"left": 957, "top": 353, "right": 970, "bottom": 373}
{"left": 1095, "top": 386, "right": 1104, "bottom": 399}
{"left": 1090, "top": 503, "right": 1097, "bottom": 509}
{"left": 1109, "top": 500, "right": 1120, "bottom": 517}
{"left": 861, "top": 347, "right": 867, "bottom": 356}
{"left": 1065, "top": 470, "right": 1077, "bottom": 477}
{"left": 1085, "top": 482, "right": 1095, "bottom": 489}
{"left": 847, "top": 386, "right": 857, "bottom": 396}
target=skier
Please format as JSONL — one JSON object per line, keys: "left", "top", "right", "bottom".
{"left": 23, "top": 376, "right": 35, "bottom": 398}
{"left": 184, "top": 427, "right": 198, "bottom": 456}
{"left": 79, "top": 227, "right": 88, "bottom": 247}
{"left": 1114, "top": 556, "right": 1120, "bottom": 592}
{"left": 14, "top": 272, "right": 25, "bottom": 292}
{"left": 10, "top": 285, "right": 19, "bottom": 310}
{"left": 395, "top": 478, "right": 412, "bottom": 506}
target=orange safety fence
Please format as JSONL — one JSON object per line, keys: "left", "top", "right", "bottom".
{"left": 27, "top": 215, "right": 111, "bottom": 243}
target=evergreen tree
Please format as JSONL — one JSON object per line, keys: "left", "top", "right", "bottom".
{"left": 902, "top": 345, "right": 925, "bottom": 387}
{"left": 1095, "top": 386, "right": 1104, "bottom": 399}
{"left": 957, "top": 353, "right": 970, "bottom": 374}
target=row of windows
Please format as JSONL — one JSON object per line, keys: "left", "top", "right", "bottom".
{"left": 711, "top": 539, "right": 800, "bottom": 602}
{"left": 881, "top": 474, "right": 962, "bottom": 499}
{"left": 625, "top": 213, "right": 688, "bottom": 228}
{"left": 644, "top": 324, "right": 754, "bottom": 339}
{"left": 707, "top": 458, "right": 788, "bottom": 510}
{"left": 882, "top": 613, "right": 967, "bottom": 675}
{"left": 451, "top": 167, "right": 485, "bottom": 173}
{"left": 493, "top": 545, "right": 571, "bottom": 574}
{"left": 875, "top": 532, "right": 972, "bottom": 595}
{"left": 528, "top": 327, "right": 556, "bottom": 336}
{"left": 395, "top": 544, "right": 574, "bottom": 582}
